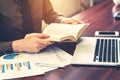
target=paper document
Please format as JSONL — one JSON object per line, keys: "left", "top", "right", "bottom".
{"left": 0, "top": 46, "right": 72, "bottom": 79}
{"left": 35, "top": 46, "right": 72, "bottom": 67}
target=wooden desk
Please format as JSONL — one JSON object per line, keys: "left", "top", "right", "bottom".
{"left": 73, "top": 0, "right": 120, "bottom": 37}
{"left": 14, "top": 0, "right": 120, "bottom": 80}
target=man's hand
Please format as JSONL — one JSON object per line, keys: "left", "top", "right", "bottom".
{"left": 12, "top": 33, "right": 53, "bottom": 53}
{"left": 60, "top": 18, "right": 83, "bottom": 24}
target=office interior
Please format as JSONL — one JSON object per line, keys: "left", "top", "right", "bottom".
{"left": 42, "top": 0, "right": 104, "bottom": 30}
{"left": 2, "top": 0, "right": 120, "bottom": 80}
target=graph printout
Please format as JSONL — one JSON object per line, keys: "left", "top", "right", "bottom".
{"left": 0, "top": 46, "right": 72, "bottom": 79}
{"left": 0, "top": 53, "right": 56, "bottom": 79}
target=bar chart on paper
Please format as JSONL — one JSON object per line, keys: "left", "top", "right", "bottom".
{"left": 0, "top": 61, "right": 31, "bottom": 74}
{"left": 0, "top": 53, "right": 31, "bottom": 74}
{"left": 0, "top": 52, "right": 56, "bottom": 79}
{"left": 0, "top": 46, "right": 71, "bottom": 79}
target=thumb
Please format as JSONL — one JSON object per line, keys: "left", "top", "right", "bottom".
{"left": 36, "top": 33, "right": 50, "bottom": 39}
{"left": 25, "top": 33, "right": 50, "bottom": 39}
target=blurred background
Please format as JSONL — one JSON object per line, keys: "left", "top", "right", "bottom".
{"left": 50, "top": 0, "right": 104, "bottom": 17}
{"left": 42, "top": 0, "right": 104, "bottom": 30}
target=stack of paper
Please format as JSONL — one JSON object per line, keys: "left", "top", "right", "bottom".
{"left": 0, "top": 46, "right": 72, "bottom": 79}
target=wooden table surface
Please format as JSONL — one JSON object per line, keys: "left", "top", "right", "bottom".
{"left": 73, "top": 0, "right": 120, "bottom": 37}
{"left": 13, "top": 0, "right": 120, "bottom": 80}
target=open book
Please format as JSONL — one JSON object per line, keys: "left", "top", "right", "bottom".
{"left": 43, "top": 23, "right": 89, "bottom": 42}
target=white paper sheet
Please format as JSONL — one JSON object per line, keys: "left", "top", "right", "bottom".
{"left": 0, "top": 46, "right": 72, "bottom": 79}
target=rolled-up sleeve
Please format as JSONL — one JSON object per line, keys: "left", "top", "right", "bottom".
{"left": 43, "top": 0, "right": 65, "bottom": 24}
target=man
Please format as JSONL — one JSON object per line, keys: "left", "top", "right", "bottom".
{"left": 0, "top": 0, "right": 81, "bottom": 55}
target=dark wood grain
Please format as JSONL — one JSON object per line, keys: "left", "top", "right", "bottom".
{"left": 73, "top": 0, "right": 120, "bottom": 37}
{"left": 11, "top": 0, "right": 120, "bottom": 80}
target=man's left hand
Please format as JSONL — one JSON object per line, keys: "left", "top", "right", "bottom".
{"left": 60, "top": 18, "right": 83, "bottom": 24}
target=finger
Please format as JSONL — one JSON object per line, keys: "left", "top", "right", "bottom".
{"left": 38, "top": 42, "right": 53, "bottom": 51}
{"left": 61, "top": 19, "right": 74, "bottom": 24}
{"left": 69, "top": 18, "right": 84, "bottom": 24}
{"left": 36, "top": 38, "right": 53, "bottom": 45}
{"left": 37, "top": 34, "right": 50, "bottom": 39}
{"left": 25, "top": 33, "right": 40, "bottom": 38}
{"left": 72, "top": 19, "right": 84, "bottom": 24}
{"left": 25, "top": 33, "right": 50, "bottom": 39}
{"left": 61, "top": 18, "right": 84, "bottom": 24}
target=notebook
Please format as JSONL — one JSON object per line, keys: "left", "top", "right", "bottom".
{"left": 72, "top": 37, "right": 120, "bottom": 67}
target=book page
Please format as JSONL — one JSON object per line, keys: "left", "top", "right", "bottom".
{"left": 45, "top": 34, "right": 75, "bottom": 42}
{"left": 43, "top": 23, "right": 89, "bottom": 42}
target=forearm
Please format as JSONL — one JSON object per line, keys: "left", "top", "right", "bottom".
{"left": 0, "top": 41, "right": 13, "bottom": 56}
{"left": 43, "top": 0, "right": 65, "bottom": 24}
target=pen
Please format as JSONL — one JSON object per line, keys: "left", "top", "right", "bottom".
{"left": 35, "top": 63, "right": 62, "bottom": 68}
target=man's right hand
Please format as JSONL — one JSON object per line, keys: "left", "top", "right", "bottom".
{"left": 12, "top": 33, "right": 53, "bottom": 53}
